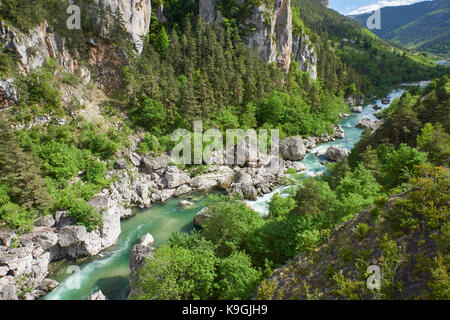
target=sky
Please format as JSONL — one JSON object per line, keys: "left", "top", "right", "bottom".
{"left": 329, "top": 0, "right": 432, "bottom": 15}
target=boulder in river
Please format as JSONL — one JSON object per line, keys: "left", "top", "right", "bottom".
{"left": 178, "top": 200, "right": 195, "bottom": 208}
{"left": 89, "top": 290, "right": 108, "bottom": 300}
{"left": 381, "top": 99, "right": 390, "bottom": 105}
{"left": 333, "top": 125, "right": 345, "bottom": 139}
{"left": 351, "top": 106, "right": 363, "bottom": 113}
{"left": 279, "top": 136, "right": 307, "bottom": 161}
{"left": 193, "top": 207, "right": 212, "bottom": 228}
{"left": 356, "top": 118, "right": 374, "bottom": 129}
{"left": 324, "top": 146, "right": 349, "bottom": 162}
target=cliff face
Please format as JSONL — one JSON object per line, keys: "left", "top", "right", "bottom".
{"left": 199, "top": 0, "right": 317, "bottom": 78}
{"left": 320, "top": 0, "right": 330, "bottom": 8}
{"left": 96, "top": 0, "right": 152, "bottom": 53}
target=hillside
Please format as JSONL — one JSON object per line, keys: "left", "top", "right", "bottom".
{"left": 257, "top": 180, "right": 449, "bottom": 300}
{"left": 256, "top": 76, "right": 450, "bottom": 300}
{"left": 350, "top": 0, "right": 450, "bottom": 56}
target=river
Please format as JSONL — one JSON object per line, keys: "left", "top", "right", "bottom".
{"left": 44, "top": 81, "right": 429, "bottom": 300}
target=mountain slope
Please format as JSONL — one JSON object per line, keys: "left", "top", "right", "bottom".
{"left": 350, "top": 0, "right": 450, "bottom": 56}
{"left": 256, "top": 177, "right": 449, "bottom": 300}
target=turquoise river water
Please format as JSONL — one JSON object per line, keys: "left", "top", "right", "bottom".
{"left": 44, "top": 81, "right": 428, "bottom": 300}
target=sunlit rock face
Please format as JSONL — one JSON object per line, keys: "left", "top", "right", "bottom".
{"left": 96, "top": 0, "right": 152, "bottom": 54}
{"left": 199, "top": 0, "right": 317, "bottom": 78}
{"left": 320, "top": 0, "right": 330, "bottom": 8}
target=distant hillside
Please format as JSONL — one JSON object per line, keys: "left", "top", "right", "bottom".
{"left": 350, "top": 0, "right": 450, "bottom": 56}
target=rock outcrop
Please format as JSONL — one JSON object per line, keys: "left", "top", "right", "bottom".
{"left": 0, "top": 21, "right": 91, "bottom": 81}
{"left": 89, "top": 290, "right": 108, "bottom": 300}
{"left": 193, "top": 207, "right": 212, "bottom": 228}
{"left": 128, "top": 234, "right": 156, "bottom": 298}
{"left": 0, "top": 78, "right": 18, "bottom": 109}
{"left": 324, "top": 146, "right": 349, "bottom": 162}
{"left": 199, "top": 0, "right": 317, "bottom": 78}
{"left": 96, "top": 0, "right": 152, "bottom": 54}
{"left": 356, "top": 118, "right": 374, "bottom": 129}
{"left": 280, "top": 136, "right": 307, "bottom": 161}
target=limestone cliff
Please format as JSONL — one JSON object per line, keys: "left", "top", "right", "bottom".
{"left": 96, "top": 0, "right": 152, "bottom": 54}
{"left": 199, "top": 0, "right": 317, "bottom": 78}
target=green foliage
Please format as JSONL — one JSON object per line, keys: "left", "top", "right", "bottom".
{"left": 268, "top": 193, "right": 295, "bottom": 218}
{"left": 355, "top": 223, "right": 371, "bottom": 239}
{"left": 380, "top": 144, "right": 427, "bottom": 190}
{"left": 135, "top": 244, "right": 217, "bottom": 300}
{"left": 215, "top": 251, "right": 262, "bottom": 300}
{"left": 202, "top": 200, "right": 264, "bottom": 257}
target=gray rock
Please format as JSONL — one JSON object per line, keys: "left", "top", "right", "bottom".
{"left": 356, "top": 118, "right": 373, "bottom": 129}
{"left": 0, "top": 230, "right": 17, "bottom": 247}
{"left": 54, "top": 211, "right": 75, "bottom": 228}
{"left": 39, "top": 279, "right": 59, "bottom": 292}
{"left": 240, "top": 184, "right": 258, "bottom": 201}
{"left": 333, "top": 125, "right": 345, "bottom": 139}
{"left": 0, "top": 266, "right": 9, "bottom": 277}
{"left": 0, "top": 277, "right": 18, "bottom": 300}
{"left": 139, "top": 234, "right": 154, "bottom": 247}
{"left": 381, "top": 99, "right": 390, "bottom": 105}
{"left": 96, "top": 0, "right": 152, "bottom": 53}
{"left": 234, "top": 171, "right": 253, "bottom": 185}
{"left": 165, "top": 166, "right": 190, "bottom": 189}
{"left": 141, "top": 154, "right": 172, "bottom": 173}
{"left": 351, "top": 106, "right": 363, "bottom": 113}
{"left": 324, "top": 146, "right": 349, "bottom": 162}
{"left": 89, "top": 290, "right": 108, "bottom": 300}
{"left": 34, "top": 215, "right": 55, "bottom": 228}
{"left": 178, "top": 200, "right": 195, "bottom": 208}
{"left": 58, "top": 226, "right": 88, "bottom": 249}
{"left": 280, "top": 137, "right": 306, "bottom": 161}
{"left": 129, "top": 235, "right": 156, "bottom": 298}
{"left": 114, "top": 158, "right": 127, "bottom": 170}
{"left": 174, "top": 184, "right": 192, "bottom": 197}
{"left": 28, "top": 229, "right": 59, "bottom": 251}
{"left": 193, "top": 208, "right": 212, "bottom": 228}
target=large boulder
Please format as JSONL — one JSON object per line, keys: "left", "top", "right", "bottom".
{"left": 240, "top": 184, "right": 258, "bottom": 201}
{"left": 351, "top": 106, "right": 363, "bottom": 113}
{"left": 234, "top": 171, "right": 253, "bottom": 185}
{"left": 39, "top": 279, "right": 59, "bottom": 292}
{"left": 0, "top": 277, "right": 18, "bottom": 300}
{"left": 324, "top": 147, "right": 349, "bottom": 162}
{"left": 141, "top": 154, "right": 172, "bottom": 173}
{"left": 280, "top": 137, "right": 306, "bottom": 161}
{"left": 89, "top": 290, "right": 108, "bottom": 300}
{"left": 333, "top": 125, "right": 345, "bottom": 139}
{"left": 0, "top": 230, "right": 17, "bottom": 247}
{"left": 356, "top": 118, "right": 374, "bottom": 129}
{"left": 165, "top": 166, "right": 190, "bottom": 189}
{"left": 193, "top": 207, "right": 212, "bottom": 228}
{"left": 34, "top": 215, "right": 55, "bottom": 228}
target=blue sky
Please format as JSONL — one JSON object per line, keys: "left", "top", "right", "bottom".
{"left": 329, "top": 0, "right": 432, "bottom": 15}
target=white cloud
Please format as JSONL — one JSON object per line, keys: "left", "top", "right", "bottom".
{"left": 348, "top": 0, "right": 431, "bottom": 15}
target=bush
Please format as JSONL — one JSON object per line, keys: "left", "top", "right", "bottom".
{"left": 215, "top": 251, "right": 262, "bottom": 300}
{"left": 202, "top": 200, "right": 264, "bottom": 257}
{"left": 355, "top": 223, "right": 371, "bottom": 239}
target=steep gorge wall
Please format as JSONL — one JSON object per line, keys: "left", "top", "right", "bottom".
{"left": 199, "top": 0, "right": 317, "bottom": 79}
{"left": 96, "top": 0, "right": 152, "bottom": 54}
